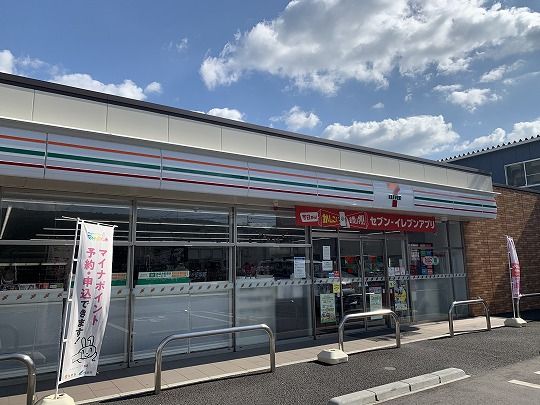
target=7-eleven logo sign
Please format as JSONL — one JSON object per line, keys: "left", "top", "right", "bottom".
{"left": 387, "top": 183, "right": 402, "bottom": 208}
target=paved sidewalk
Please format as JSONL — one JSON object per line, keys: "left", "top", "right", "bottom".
{"left": 1, "top": 316, "right": 504, "bottom": 405}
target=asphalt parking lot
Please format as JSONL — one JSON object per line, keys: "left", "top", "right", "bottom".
{"left": 388, "top": 356, "right": 540, "bottom": 404}
{"left": 90, "top": 312, "right": 540, "bottom": 405}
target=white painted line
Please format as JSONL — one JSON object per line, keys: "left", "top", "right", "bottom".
{"left": 508, "top": 380, "right": 540, "bottom": 390}
{"left": 534, "top": 371, "right": 540, "bottom": 375}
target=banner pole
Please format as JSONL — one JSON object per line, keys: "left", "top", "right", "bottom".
{"left": 507, "top": 251, "right": 516, "bottom": 318}
{"left": 55, "top": 218, "right": 82, "bottom": 398}
{"left": 504, "top": 235, "right": 526, "bottom": 328}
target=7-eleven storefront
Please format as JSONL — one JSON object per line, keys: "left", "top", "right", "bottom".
{"left": 0, "top": 72, "right": 496, "bottom": 381}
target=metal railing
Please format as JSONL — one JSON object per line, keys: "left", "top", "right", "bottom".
{"left": 517, "top": 292, "right": 540, "bottom": 318}
{"left": 448, "top": 298, "right": 491, "bottom": 337}
{"left": 154, "top": 324, "right": 275, "bottom": 394}
{"left": 338, "top": 309, "right": 401, "bottom": 352}
{"left": 0, "top": 353, "right": 36, "bottom": 405}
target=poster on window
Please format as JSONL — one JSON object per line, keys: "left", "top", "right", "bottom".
{"left": 369, "top": 287, "right": 383, "bottom": 319}
{"left": 409, "top": 243, "right": 433, "bottom": 275}
{"left": 59, "top": 222, "right": 114, "bottom": 383}
{"left": 394, "top": 283, "right": 408, "bottom": 311}
{"left": 293, "top": 257, "right": 306, "bottom": 278}
{"left": 320, "top": 293, "right": 336, "bottom": 323}
{"left": 323, "top": 246, "right": 331, "bottom": 261}
{"left": 322, "top": 260, "right": 333, "bottom": 272}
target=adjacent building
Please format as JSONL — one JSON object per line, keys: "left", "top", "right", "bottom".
{"left": 445, "top": 135, "right": 540, "bottom": 191}
{"left": 445, "top": 137, "right": 540, "bottom": 316}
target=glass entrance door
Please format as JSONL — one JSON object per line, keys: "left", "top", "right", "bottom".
{"left": 386, "top": 237, "right": 411, "bottom": 322}
{"left": 313, "top": 234, "right": 409, "bottom": 336}
{"left": 313, "top": 236, "right": 340, "bottom": 334}
{"left": 339, "top": 240, "right": 365, "bottom": 328}
{"left": 362, "top": 239, "right": 387, "bottom": 329}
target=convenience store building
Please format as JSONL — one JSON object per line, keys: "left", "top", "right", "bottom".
{"left": 0, "top": 72, "right": 497, "bottom": 380}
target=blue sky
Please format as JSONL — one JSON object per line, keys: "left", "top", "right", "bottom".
{"left": 1, "top": 0, "right": 539, "bottom": 160}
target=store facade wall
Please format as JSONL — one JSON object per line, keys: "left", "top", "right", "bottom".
{"left": 1, "top": 187, "right": 473, "bottom": 380}
{"left": 0, "top": 73, "right": 498, "bottom": 383}
{"left": 464, "top": 185, "right": 540, "bottom": 315}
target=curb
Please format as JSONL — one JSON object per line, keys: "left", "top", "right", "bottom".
{"left": 328, "top": 368, "right": 468, "bottom": 404}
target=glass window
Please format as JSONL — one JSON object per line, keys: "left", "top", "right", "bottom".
{"left": 236, "top": 247, "right": 309, "bottom": 279}
{"left": 340, "top": 240, "right": 361, "bottom": 278}
{"left": 0, "top": 245, "right": 129, "bottom": 289}
{"left": 450, "top": 249, "right": 465, "bottom": 274}
{"left": 134, "top": 246, "right": 228, "bottom": 284}
{"left": 235, "top": 283, "right": 311, "bottom": 343}
{"left": 363, "top": 239, "right": 385, "bottom": 278}
{"left": 0, "top": 245, "right": 71, "bottom": 289}
{"left": 506, "top": 163, "right": 526, "bottom": 187}
{"left": 408, "top": 222, "right": 448, "bottom": 248}
{"left": 313, "top": 238, "right": 338, "bottom": 278}
{"left": 0, "top": 299, "right": 63, "bottom": 376}
{"left": 136, "top": 206, "right": 229, "bottom": 243}
{"left": 0, "top": 196, "right": 130, "bottom": 241}
{"left": 236, "top": 209, "right": 306, "bottom": 244}
{"left": 409, "top": 244, "right": 450, "bottom": 275}
{"left": 235, "top": 245, "right": 312, "bottom": 343}
{"left": 448, "top": 222, "right": 463, "bottom": 248}
{"left": 410, "top": 278, "right": 453, "bottom": 321}
{"left": 110, "top": 246, "right": 129, "bottom": 285}
{"left": 453, "top": 276, "right": 468, "bottom": 315}
{"left": 525, "top": 159, "right": 540, "bottom": 186}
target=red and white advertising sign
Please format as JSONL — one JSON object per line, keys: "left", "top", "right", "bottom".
{"left": 295, "top": 206, "right": 436, "bottom": 233}
{"left": 60, "top": 222, "right": 114, "bottom": 383}
{"left": 506, "top": 235, "right": 521, "bottom": 299}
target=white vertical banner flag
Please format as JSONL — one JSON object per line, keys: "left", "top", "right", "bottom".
{"left": 506, "top": 235, "right": 521, "bottom": 299}
{"left": 60, "top": 222, "right": 114, "bottom": 383}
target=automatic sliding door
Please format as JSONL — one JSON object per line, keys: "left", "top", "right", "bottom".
{"left": 386, "top": 238, "right": 411, "bottom": 322}
{"left": 362, "top": 239, "right": 387, "bottom": 329}
{"left": 339, "top": 240, "right": 365, "bottom": 328}
{"left": 313, "top": 237, "right": 339, "bottom": 333}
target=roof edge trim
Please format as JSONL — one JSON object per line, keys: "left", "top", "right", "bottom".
{"left": 0, "top": 72, "right": 490, "bottom": 176}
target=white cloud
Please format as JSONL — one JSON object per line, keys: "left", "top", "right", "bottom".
{"left": 323, "top": 115, "right": 459, "bottom": 157}
{"left": 479, "top": 60, "right": 523, "bottom": 82}
{"left": 454, "top": 128, "right": 507, "bottom": 151}
{"left": 1, "top": 49, "right": 162, "bottom": 101}
{"left": 200, "top": 0, "right": 540, "bottom": 94}
{"left": 506, "top": 118, "right": 540, "bottom": 142}
{"left": 0, "top": 49, "right": 52, "bottom": 76}
{"left": 0, "top": 49, "right": 15, "bottom": 73}
{"left": 434, "top": 85, "right": 500, "bottom": 112}
{"left": 503, "top": 70, "right": 540, "bottom": 85}
{"left": 372, "top": 102, "right": 384, "bottom": 109}
{"left": 454, "top": 117, "right": 540, "bottom": 153}
{"left": 433, "top": 84, "right": 463, "bottom": 93}
{"left": 272, "top": 106, "right": 320, "bottom": 131}
{"left": 322, "top": 114, "right": 540, "bottom": 158}
{"left": 53, "top": 74, "right": 162, "bottom": 101}
{"left": 144, "top": 81, "right": 162, "bottom": 94}
{"left": 15, "top": 55, "right": 46, "bottom": 71}
{"left": 446, "top": 88, "right": 500, "bottom": 112}
{"left": 168, "top": 38, "right": 189, "bottom": 52}
{"left": 207, "top": 107, "right": 245, "bottom": 121}
{"left": 479, "top": 65, "right": 507, "bottom": 83}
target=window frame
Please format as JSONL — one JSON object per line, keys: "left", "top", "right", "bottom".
{"left": 504, "top": 157, "right": 540, "bottom": 188}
